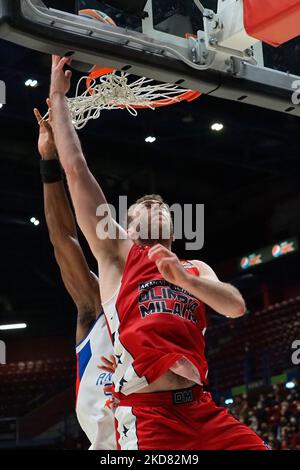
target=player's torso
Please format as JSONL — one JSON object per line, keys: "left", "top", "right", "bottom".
{"left": 102, "top": 244, "right": 208, "bottom": 396}
{"left": 75, "top": 313, "right": 115, "bottom": 450}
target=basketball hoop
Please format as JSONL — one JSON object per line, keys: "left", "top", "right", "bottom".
{"left": 68, "top": 66, "right": 201, "bottom": 129}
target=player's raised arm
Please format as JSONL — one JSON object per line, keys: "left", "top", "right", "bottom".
{"left": 34, "top": 105, "right": 101, "bottom": 342}
{"left": 49, "top": 56, "right": 132, "bottom": 264}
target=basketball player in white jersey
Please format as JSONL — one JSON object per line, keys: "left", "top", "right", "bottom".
{"left": 34, "top": 104, "right": 116, "bottom": 450}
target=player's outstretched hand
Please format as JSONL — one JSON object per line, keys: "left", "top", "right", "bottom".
{"left": 148, "top": 244, "right": 190, "bottom": 287}
{"left": 98, "top": 355, "right": 117, "bottom": 373}
{"left": 34, "top": 98, "right": 56, "bottom": 160}
{"left": 50, "top": 55, "right": 72, "bottom": 98}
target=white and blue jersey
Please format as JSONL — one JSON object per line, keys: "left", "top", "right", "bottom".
{"left": 75, "top": 312, "right": 115, "bottom": 450}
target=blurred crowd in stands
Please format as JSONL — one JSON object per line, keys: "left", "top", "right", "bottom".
{"left": 1, "top": 295, "right": 299, "bottom": 449}
{"left": 228, "top": 382, "right": 300, "bottom": 450}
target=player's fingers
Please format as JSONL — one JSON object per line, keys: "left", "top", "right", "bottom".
{"left": 46, "top": 98, "right": 53, "bottom": 124}
{"left": 63, "top": 56, "right": 72, "bottom": 66}
{"left": 57, "top": 56, "right": 70, "bottom": 70}
{"left": 52, "top": 55, "right": 60, "bottom": 67}
{"left": 40, "top": 103, "right": 51, "bottom": 128}
{"left": 33, "top": 108, "right": 43, "bottom": 125}
{"left": 34, "top": 109, "right": 48, "bottom": 129}
{"left": 159, "top": 256, "right": 177, "bottom": 265}
{"left": 65, "top": 70, "right": 72, "bottom": 82}
{"left": 149, "top": 244, "right": 170, "bottom": 257}
{"left": 100, "top": 357, "right": 111, "bottom": 364}
{"left": 156, "top": 257, "right": 175, "bottom": 271}
{"left": 100, "top": 356, "right": 114, "bottom": 366}
{"left": 148, "top": 246, "right": 164, "bottom": 259}
{"left": 97, "top": 365, "right": 112, "bottom": 372}
{"left": 149, "top": 243, "right": 164, "bottom": 252}
{"left": 155, "top": 257, "right": 168, "bottom": 268}
{"left": 100, "top": 363, "right": 114, "bottom": 371}
{"left": 149, "top": 246, "right": 172, "bottom": 261}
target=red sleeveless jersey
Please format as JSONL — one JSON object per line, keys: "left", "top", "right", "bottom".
{"left": 103, "top": 244, "right": 208, "bottom": 396}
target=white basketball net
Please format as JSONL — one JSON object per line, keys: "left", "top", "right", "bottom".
{"left": 68, "top": 71, "right": 191, "bottom": 129}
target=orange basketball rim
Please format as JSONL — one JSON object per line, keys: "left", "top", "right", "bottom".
{"left": 86, "top": 66, "right": 202, "bottom": 109}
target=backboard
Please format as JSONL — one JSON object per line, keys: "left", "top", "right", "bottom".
{"left": 77, "top": 0, "right": 300, "bottom": 76}
{"left": 77, "top": 0, "right": 211, "bottom": 37}
{"left": 0, "top": 0, "right": 300, "bottom": 116}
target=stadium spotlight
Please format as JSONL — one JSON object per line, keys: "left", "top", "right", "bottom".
{"left": 285, "top": 381, "right": 295, "bottom": 389}
{"left": 0, "top": 323, "right": 27, "bottom": 331}
{"left": 25, "top": 79, "right": 38, "bottom": 88}
{"left": 225, "top": 398, "right": 234, "bottom": 405}
{"left": 30, "top": 217, "right": 40, "bottom": 226}
{"left": 211, "top": 123, "right": 224, "bottom": 132}
{"left": 145, "top": 136, "right": 156, "bottom": 144}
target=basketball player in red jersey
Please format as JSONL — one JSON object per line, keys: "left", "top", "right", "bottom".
{"left": 49, "top": 56, "right": 269, "bottom": 450}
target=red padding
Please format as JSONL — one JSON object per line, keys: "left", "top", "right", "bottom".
{"left": 243, "top": 0, "right": 300, "bottom": 47}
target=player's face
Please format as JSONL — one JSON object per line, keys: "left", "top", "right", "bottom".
{"left": 127, "top": 200, "right": 173, "bottom": 244}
